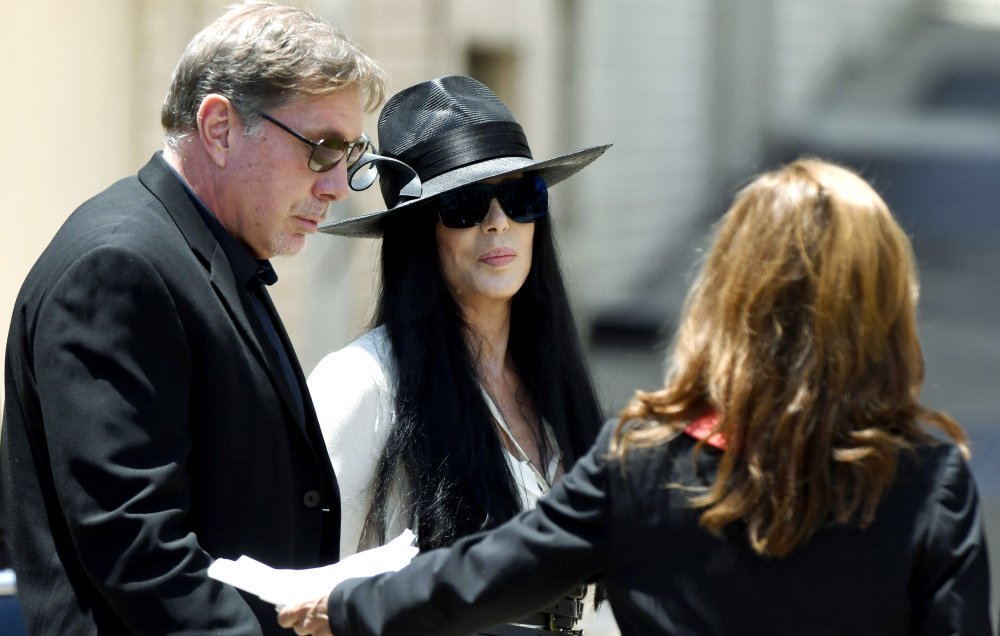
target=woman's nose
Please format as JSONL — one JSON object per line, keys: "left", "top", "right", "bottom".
{"left": 480, "top": 198, "right": 509, "bottom": 233}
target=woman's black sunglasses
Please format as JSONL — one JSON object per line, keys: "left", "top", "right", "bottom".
{"left": 437, "top": 175, "right": 548, "bottom": 229}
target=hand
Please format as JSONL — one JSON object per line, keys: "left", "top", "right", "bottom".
{"left": 277, "top": 594, "right": 332, "bottom": 635}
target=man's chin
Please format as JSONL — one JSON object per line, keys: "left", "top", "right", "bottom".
{"left": 270, "top": 235, "right": 308, "bottom": 258}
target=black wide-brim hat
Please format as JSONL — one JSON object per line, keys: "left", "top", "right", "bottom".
{"left": 318, "top": 75, "right": 611, "bottom": 237}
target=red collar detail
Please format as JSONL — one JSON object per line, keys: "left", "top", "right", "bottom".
{"left": 683, "top": 411, "right": 726, "bottom": 450}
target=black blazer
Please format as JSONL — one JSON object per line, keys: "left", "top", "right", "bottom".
{"left": 1, "top": 154, "right": 340, "bottom": 635}
{"left": 329, "top": 420, "right": 994, "bottom": 636}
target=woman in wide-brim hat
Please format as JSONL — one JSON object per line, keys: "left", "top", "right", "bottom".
{"left": 307, "top": 75, "right": 610, "bottom": 634}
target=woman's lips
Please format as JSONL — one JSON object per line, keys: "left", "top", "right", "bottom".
{"left": 479, "top": 247, "right": 516, "bottom": 266}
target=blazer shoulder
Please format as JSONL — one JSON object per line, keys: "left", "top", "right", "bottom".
{"left": 896, "top": 442, "right": 975, "bottom": 499}
{"left": 64, "top": 158, "right": 218, "bottom": 269}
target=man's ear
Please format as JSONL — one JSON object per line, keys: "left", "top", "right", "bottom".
{"left": 197, "top": 94, "right": 237, "bottom": 168}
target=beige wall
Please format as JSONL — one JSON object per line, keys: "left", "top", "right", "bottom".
{"left": 4, "top": 1, "right": 129, "bottom": 411}
{"left": 3, "top": 1, "right": 130, "bottom": 387}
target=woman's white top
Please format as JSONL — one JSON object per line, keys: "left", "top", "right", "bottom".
{"left": 308, "top": 326, "right": 560, "bottom": 557}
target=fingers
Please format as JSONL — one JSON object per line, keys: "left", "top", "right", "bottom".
{"left": 276, "top": 602, "right": 306, "bottom": 629}
{"left": 277, "top": 596, "right": 333, "bottom": 635}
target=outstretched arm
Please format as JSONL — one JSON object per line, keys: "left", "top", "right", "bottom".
{"left": 281, "top": 422, "right": 616, "bottom": 636}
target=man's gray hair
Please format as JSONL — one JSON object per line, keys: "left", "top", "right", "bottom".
{"left": 161, "top": 1, "right": 386, "bottom": 149}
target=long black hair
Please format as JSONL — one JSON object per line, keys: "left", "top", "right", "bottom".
{"left": 361, "top": 195, "right": 604, "bottom": 551}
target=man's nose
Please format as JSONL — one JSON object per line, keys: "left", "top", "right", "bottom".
{"left": 313, "top": 161, "right": 350, "bottom": 202}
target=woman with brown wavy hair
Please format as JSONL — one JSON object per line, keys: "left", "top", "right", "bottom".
{"left": 280, "top": 158, "right": 993, "bottom": 636}
{"left": 613, "top": 156, "right": 971, "bottom": 558}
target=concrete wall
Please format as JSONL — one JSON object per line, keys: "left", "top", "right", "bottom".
{"left": 562, "top": 0, "right": 926, "bottom": 323}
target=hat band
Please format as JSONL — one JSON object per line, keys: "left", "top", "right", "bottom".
{"left": 396, "top": 121, "right": 533, "bottom": 181}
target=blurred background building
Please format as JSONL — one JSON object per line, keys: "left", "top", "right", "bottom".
{"left": 2, "top": 0, "right": 998, "bottom": 631}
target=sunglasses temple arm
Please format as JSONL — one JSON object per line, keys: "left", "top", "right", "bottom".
{"left": 348, "top": 152, "right": 380, "bottom": 191}
{"left": 348, "top": 152, "right": 423, "bottom": 200}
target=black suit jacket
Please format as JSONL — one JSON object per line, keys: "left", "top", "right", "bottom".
{"left": 1, "top": 153, "right": 340, "bottom": 635}
{"left": 329, "top": 420, "right": 994, "bottom": 636}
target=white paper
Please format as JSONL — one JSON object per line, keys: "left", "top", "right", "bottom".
{"left": 207, "top": 528, "right": 418, "bottom": 606}
{"left": 0, "top": 569, "right": 16, "bottom": 596}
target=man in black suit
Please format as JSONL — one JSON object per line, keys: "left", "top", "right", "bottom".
{"left": 0, "top": 3, "right": 385, "bottom": 633}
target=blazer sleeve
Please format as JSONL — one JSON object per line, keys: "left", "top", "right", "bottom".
{"left": 909, "top": 446, "right": 993, "bottom": 636}
{"left": 33, "top": 246, "right": 260, "bottom": 634}
{"left": 327, "top": 421, "right": 616, "bottom": 636}
{"left": 308, "top": 338, "right": 394, "bottom": 556}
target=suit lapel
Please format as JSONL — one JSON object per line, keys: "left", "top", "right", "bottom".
{"left": 137, "top": 153, "right": 308, "bottom": 435}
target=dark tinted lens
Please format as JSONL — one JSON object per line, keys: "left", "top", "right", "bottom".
{"left": 498, "top": 175, "right": 548, "bottom": 222}
{"left": 309, "top": 140, "right": 349, "bottom": 172}
{"left": 438, "top": 188, "right": 493, "bottom": 228}
{"left": 344, "top": 138, "right": 370, "bottom": 168}
{"left": 437, "top": 176, "right": 549, "bottom": 229}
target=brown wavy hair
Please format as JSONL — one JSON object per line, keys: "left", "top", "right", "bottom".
{"left": 612, "top": 158, "right": 968, "bottom": 557}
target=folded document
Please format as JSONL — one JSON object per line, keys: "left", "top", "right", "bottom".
{"left": 208, "top": 529, "right": 418, "bottom": 606}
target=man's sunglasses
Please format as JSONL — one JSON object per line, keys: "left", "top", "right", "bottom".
{"left": 437, "top": 175, "right": 549, "bottom": 229}
{"left": 258, "top": 112, "right": 371, "bottom": 172}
